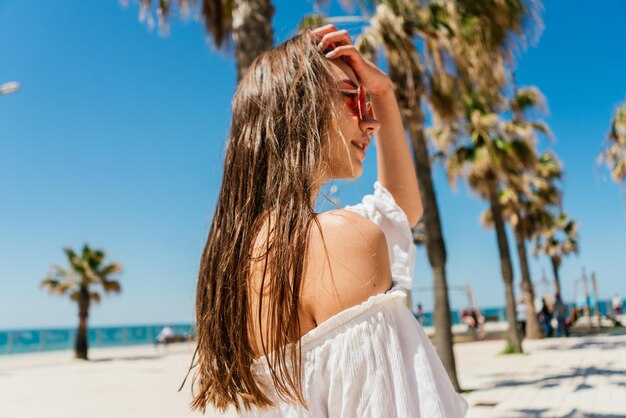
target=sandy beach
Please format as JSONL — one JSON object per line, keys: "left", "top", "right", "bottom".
{"left": 2, "top": 333, "right": 625, "bottom": 418}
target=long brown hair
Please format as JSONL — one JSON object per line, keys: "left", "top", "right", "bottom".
{"left": 182, "top": 32, "right": 342, "bottom": 413}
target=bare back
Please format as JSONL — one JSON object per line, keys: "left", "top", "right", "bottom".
{"left": 247, "top": 209, "right": 393, "bottom": 359}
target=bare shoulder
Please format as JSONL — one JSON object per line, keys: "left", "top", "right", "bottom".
{"left": 302, "top": 209, "right": 393, "bottom": 325}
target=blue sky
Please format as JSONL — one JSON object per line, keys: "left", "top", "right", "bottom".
{"left": 0, "top": 1, "right": 624, "bottom": 329}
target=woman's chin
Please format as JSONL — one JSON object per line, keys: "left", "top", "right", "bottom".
{"left": 330, "top": 161, "right": 363, "bottom": 180}
{"left": 348, "top": 165, "right": 363, "bottom": 179}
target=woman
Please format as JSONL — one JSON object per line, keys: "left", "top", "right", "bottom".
{"left": 184, "top": 25, "right": 468, "bottom": 417}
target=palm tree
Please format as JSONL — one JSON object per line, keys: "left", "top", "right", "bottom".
{"left": 438, "top": 0, "right": 542, "bottom": 353}
{"left": 479, "top": 87, "right": 557, "bottom": 340}
{"left": 132, "top": 0, "right": 275, "bottom": 81}
{"left": 599, "top": 101, "right": 626, "bottom": 212}
{"left": 352, "top": 3, "right": 462, "bottom": 390}
{"left": 40, "top": 245, "right": 122, "bottom": 360}
{"left": 447, "top": 89, "right": 541, "bottom": 352}
{"left": 515, "top": 152, "right": 562, "bottom": 338}
{"left": 484, "top": 151, "right": 561, "bottom": 339}
{"left": 534, "top": 212, "right": 579, "bottom": 295}
{"left": 505, "top": 88, "right": 557, "bottom": 340}
{"left": 502, "top": 188, "right": 547, "bottom": 340}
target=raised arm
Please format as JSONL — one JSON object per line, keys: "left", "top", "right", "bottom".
{"left": 370, "top": 87, "right": 422, "bottom": 227}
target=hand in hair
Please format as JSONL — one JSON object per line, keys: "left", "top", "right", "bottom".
{"left": 311, "top": 24, "right": 393, "bottom": 97}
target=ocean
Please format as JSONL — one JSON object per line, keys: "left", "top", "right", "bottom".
{"left": 0, "top": 299, "right": 618, "bottom": 356}
{"left": 0, "top": 324, "right": 194, "bottom": 356}
{"left": 0, "top": 309, "right": 506, "bottom": 356}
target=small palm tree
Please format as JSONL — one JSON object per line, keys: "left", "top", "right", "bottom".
{"left": 479, "top": 87, "right": 557, "bottom": 340}
{"left": 534, "top": 212, "right": 579, "bottom": 295}
{"left": 504, "top": 88, "right": 557, "bottom": 340}
{"left": 599, "top": 101, "right": 626, "bottom": 212}
{"left": 447, "top": 90, "right": 540, "bottom": 352}
{"left": 40, "top": 245, "right": 122, "bottom": 360}
{"left": 484, "top": 151, "right": 561, "bottom": 339}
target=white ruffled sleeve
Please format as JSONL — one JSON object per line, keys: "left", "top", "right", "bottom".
{"left": 343, "top": 181, "right": 417, "bottom": 290}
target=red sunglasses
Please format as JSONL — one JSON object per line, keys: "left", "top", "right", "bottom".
{"left": 337, "top": 83, "right": 375, "bottom": 121}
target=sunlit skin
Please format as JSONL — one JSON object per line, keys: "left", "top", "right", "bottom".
{"left": 311, "top": 25, "right": 423, "bottom": 225}
{"left": 323, "top": 58, "right": 381, "bottom": 180}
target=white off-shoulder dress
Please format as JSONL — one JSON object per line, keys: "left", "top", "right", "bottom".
{"left": 240, "top": 182, "right": 469, "bottom": 418}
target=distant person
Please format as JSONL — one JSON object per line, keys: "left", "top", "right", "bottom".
{"left": 460, "top": 308, "right": 473, "bottom": 327}
{"left": 461, "top": 307, "right": 484, "bottom": 339}
{"left": 539, "top": 298, "right": 552, "bottom": 337}
{"left": 553, "top": 293, "right": 569, "bottom": 337}
{"left": 156, "top": 325, "right": 175, "bottom": 344}
{"left": 516, "top": 297, "right": 528, "bottom": 338}
{"left": 613, "top": 293, "right": 623, "bottom": 317}
{"left": 414, "top": 304, "right": 425, "bottom": 325}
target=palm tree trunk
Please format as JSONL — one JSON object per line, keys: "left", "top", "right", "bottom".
{"left": 551, "top": 256, "right": 561, "bottom": 295}
{"left": 381, "top": 33, "right": 459, "bottom": 389}
{"left": 408, "top": 112, "right": 461, "bottom": 392}
{"left": 488, "top": 186, "right": 523, "bottom": 353}
{"left": 232, "top": 0, "right": 275, "bottom": 82}
{"left": 513, "top": 222, "right": 542, "bottom": 339}
{"left": 76, "top": 285, "right": 90, "bottom": 360}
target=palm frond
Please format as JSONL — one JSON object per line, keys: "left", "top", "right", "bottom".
{"left": 355, "top": 26, "right": 379, "bottom": 62}
{"left": 600, "top": 101, "right": 626, "bottom": 184}
{"left": 40, "top": 277, "right": 78, "bottom": 295}
{"left": 102, "top": 280, "right": 122, "bottom": 294}
{"left": 299, "top": 13, "right": 328, "bottom": 33}
{"left": 531, "top": 121, "right": 553, "bottom": 139}
{"left": 100, "top": 263, "right": 123, "bottom": 277}
{"left": 40, "top": 245, "right": 123, "bottom": 302}
{"left": 428, "top": 71, "right": 462, "bottom": 122}
{"left": 511, "top": 86, "right": 546, "bottom": 114}
{"left": 91, "top": 291, "right": 102, "bottom": 304}
{"left": 63, "top": 247, "right": 81, "bottom": 271}
{"left": 134, "top": 0, "right": 234, "bottom": 47}
{"left": 480, "top": 207, "right": 494, "bottom": 228}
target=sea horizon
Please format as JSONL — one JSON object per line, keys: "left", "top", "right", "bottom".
{"left": 2, "top": 298, "right": 618, "bottom": 356}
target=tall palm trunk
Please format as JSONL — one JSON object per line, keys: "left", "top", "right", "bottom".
{"left": 551, "top": 256, "right": 561, "bottom": 295}
{"left": 76, "top": 285, "right": 90, "bottom": 360}
{"left": 381, "top": 47, "right": 460, "bottom": 390}
{"left": 512, "top": 221, "right": 542, "bottom": 339}
{"left": 232, "top": 0, "right": 275, "bottom": 82}
{"left": 488, "top": 186, "right": 523, "bottom": 353}
{"left": 408, "top": 110, "right": 461, "bottom": 392}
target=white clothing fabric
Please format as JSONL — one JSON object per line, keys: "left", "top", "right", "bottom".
{"left": 240, "top": 181, "right": 468, "bottom": 417}
{"left": 516, "top": 302, "right": 528, "bottom": 322}
{"left": 156, "top": 326, "right": 174, "bottom": 342}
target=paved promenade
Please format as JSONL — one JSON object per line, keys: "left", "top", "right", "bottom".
{"left": 1, "top": 333, "right": 625, "bottom": 417}
{"left": 459, "top": 333, "right": 626, "bottom": 418}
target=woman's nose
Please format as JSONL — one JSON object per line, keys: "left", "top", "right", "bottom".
{"left": 358, "top": 118, "right": 381, "bottom": 137}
